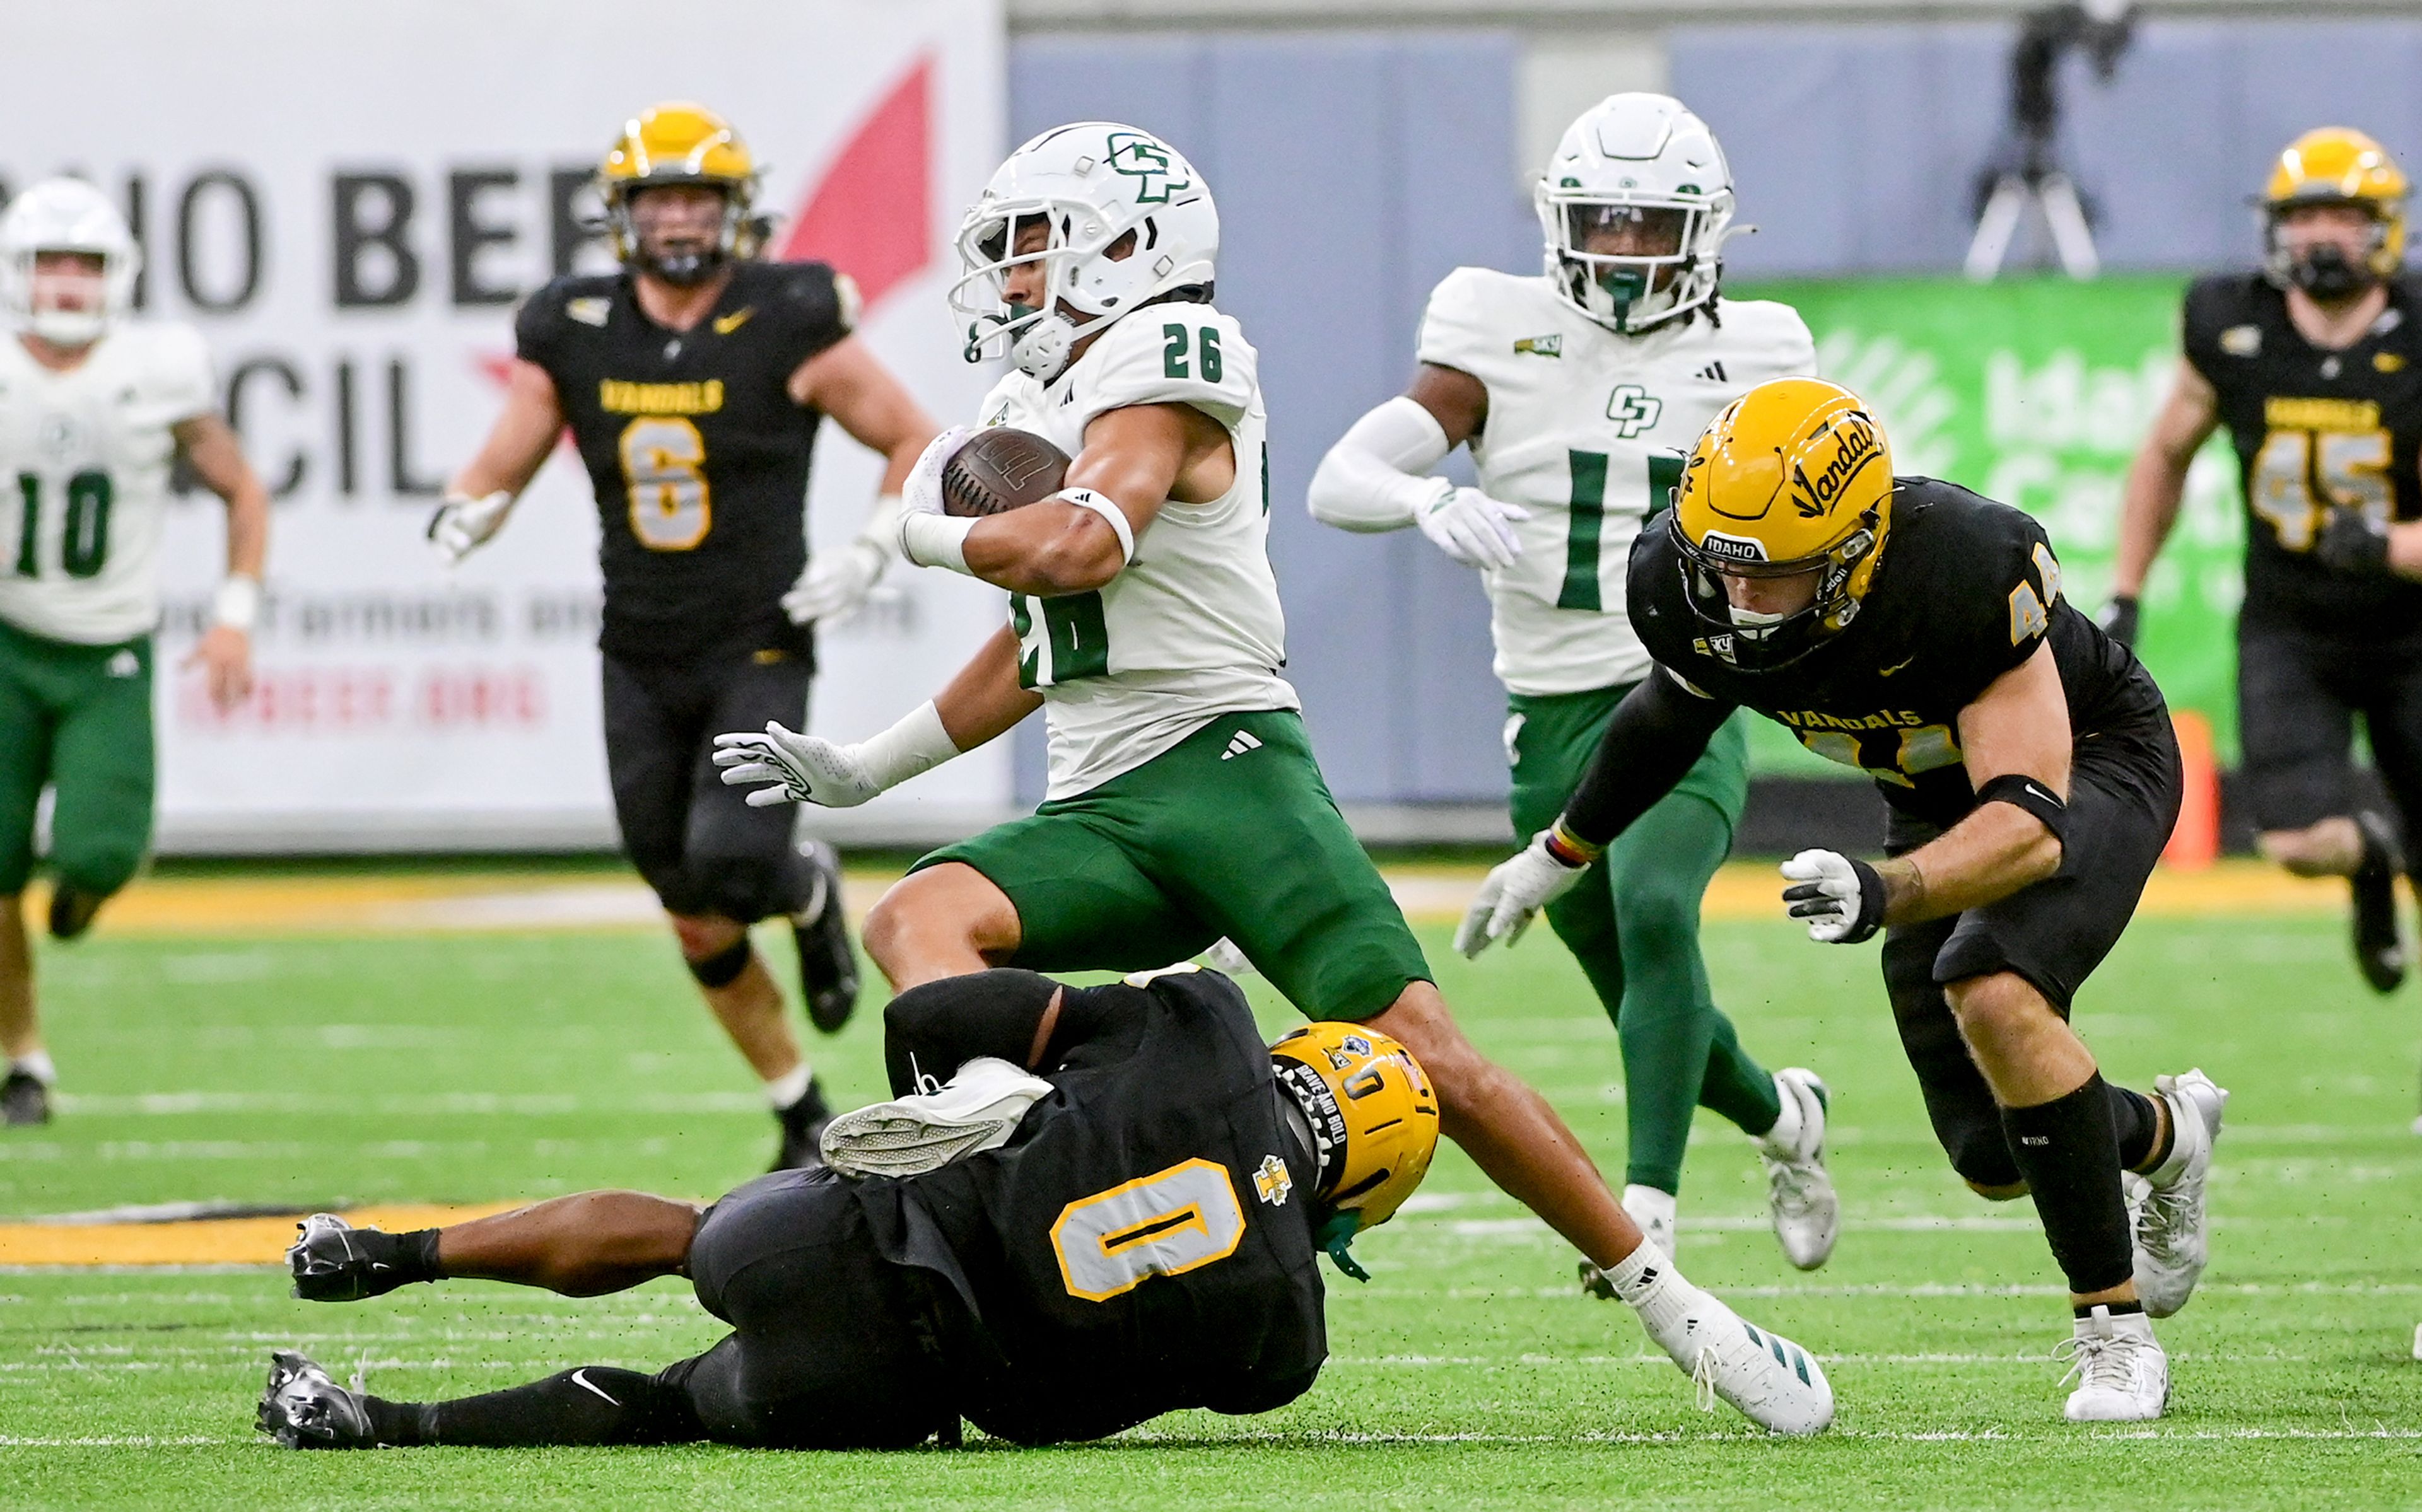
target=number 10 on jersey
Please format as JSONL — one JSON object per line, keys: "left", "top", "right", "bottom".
{"left": 13, "top": 472, "right": 114, "bottom": 579}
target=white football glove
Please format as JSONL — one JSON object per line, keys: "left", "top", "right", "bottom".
{"left": 426, "top": 491, "right": 513, "bottom": 566}
{"left": 1413, "top": 483, "right": 1529, "bottom": 571}
{"left": 782, "top": 539, "right": 888, "bottom": 625}
{"left": 711, "top": 723, "right": 883, "bottom": 809}
{"left": 1453, "top": 830, "right": 1590, "bottom": 958}
{"left": 899, "top": 427, "right": 974, "bottom": 524}
{"left": 1779, "top": 849, "right": 1887, "bottom": 944}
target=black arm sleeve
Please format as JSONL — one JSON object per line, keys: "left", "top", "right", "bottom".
{"left": 880, "top": 969, "right": 1138, "bottom": 1095}
{"left": 1560, "top": 671, "right": 1738, "bottom": 848}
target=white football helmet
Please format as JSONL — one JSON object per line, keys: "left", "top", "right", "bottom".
{"left": 0, "top": 178, "right": 143, "bottom": 347}
{"left": 951, "top": 122, "right": 1219, "bottom": 381}
{"left": 1536, "top": 94, "right": 1739, "bottom": 334}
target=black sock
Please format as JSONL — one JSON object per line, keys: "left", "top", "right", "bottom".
{"left": 2073, "top": 1298, "right": 2145, "bottom": 1320}
{"left": 2000, "top": 1074, "right": 2135, "bottom": 1296}
{"left": 399, "top": 1367, "right": 698, "bottom": 1448}
{"left": 2105, "top": 1085, "right": 2163, "bottom": 1172}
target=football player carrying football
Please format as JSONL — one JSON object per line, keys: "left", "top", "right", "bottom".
{"left": 1461, "top": 378, "right": 2228, "bottom": 1422}
{"left": 715, "top": 122, "right": 1834, "bottom": 1434}
{"left": 0, "top": 179, "right": 270, "bottom": 1128}
{"left": 438, "top": 104, "right": 940, "bottom": 1168}
{"left": 2112, "top": 127, "right": 2422, "bottom": 1009}
{"left": 1311, "top": 93, "right": 1836, "bottom": 1266}
{"left": 260, "top": 966, "right": 1435, "bottom": 1450}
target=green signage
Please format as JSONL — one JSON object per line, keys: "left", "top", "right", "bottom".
{"left": 1734, "top": 274, "right": 2244, "bottom": 773}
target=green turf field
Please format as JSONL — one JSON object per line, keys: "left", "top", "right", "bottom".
{"left": 4, "top": 887, "right": 2421, "bottom": 1508}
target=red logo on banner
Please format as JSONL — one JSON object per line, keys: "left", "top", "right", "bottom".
{"left": 776, "top": 54, "right": 935, "bottom": 315}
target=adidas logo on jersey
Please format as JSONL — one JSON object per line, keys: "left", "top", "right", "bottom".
{"left": 1696, "top": 360, "right": 1728, "bottom": 382}
{"left": 1221, "top": 730, "right": 1263, "bottom": 760}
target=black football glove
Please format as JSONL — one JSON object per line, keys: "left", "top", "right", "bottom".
{"left": 2096, "top": 595, "right": 2139, "bottom": 648}
{"left": 2317, "top": 509, "right": 2394, "bottom": 578}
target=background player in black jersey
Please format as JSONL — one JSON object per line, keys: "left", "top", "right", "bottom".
{"left": 1459, "top": 380, "right": 2229, "bottom": 1423}
{"left": 255, "top": 966, "right": 1436, "bottom": 1450}
{"left": 432, "top": 104, "right": 940, "bottom": 1168}
{"left": 2112, "top": 127, "right": 2422, "bottom": 1007}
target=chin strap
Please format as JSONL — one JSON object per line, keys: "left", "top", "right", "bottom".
{"left": 1314, "top": 1211, "right": 1370, "bottom": 1282}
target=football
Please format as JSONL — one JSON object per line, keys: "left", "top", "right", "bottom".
{"left": 941, "top": 427, "right": 1072, "bottom": 517}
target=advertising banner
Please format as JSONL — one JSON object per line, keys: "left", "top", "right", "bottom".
{"left": 2, "top": 0, "right": 1009, "bottom": 851}
{"left": 1740, "top": 275, "right": 2244, "bottom": 772}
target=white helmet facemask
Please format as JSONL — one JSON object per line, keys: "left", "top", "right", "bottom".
{"left": 951, "top": 123, "right": 1219, "bottom": 381}
{"left": 0, "top": 178, "right": 142, "bottom": 349}
{"left": 1535, "top": 93, "right": 1741, "bottom": 335}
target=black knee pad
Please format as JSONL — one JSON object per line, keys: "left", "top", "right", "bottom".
{"left": 1943, "top": 1124, "right": 2025, "bottom": 1191}
{"left": 686, "top": 937, "right": 754, "bottom": 989}
{"left": 677, "top": 854, "right": 807, "bottom": 928}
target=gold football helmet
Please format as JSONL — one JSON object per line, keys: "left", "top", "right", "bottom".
{"left": 1668, "top": 376, "right": 1894, "bottom": 671}
{"left": 1270, "top": 1022, "right": 1439, "bottom": 1279}
{"left": 598, "top": 102, "right": 765, "bottom": 284}
{"left": 2260, "top": 127, "right": 2408, "bottom": 291}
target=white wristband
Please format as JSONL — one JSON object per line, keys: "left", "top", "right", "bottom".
{"left": 900, "top": 511, "right": 977, "bottom": 574}
{"left": 213, "top": 575, "right": 262, "bottom": 632}
{"left": 856, "top": 700, "right": 962, "bottom": 790}
{"left": 1056, "top": 487, "right": 1135, "bottom": 566}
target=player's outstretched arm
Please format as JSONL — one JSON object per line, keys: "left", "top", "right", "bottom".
{"left": 170, "top": 412, "right": 269, "bottom": 712}
{"left": 712, "top": 626, "right": 1039, "bottom": 808}
{"left": 1789, "top": 644, "right": 2073, "bottom": 943}
{"left": 1457, "top": 672, "right": 1733, "bottom": 956}
{"left": 2107, "top": 358, "right": 2219, "bottom": 641}
{"left": 1308, "top": 364, "right": 1527, "bottom": 569}
{"left": 431, "top": 359, "right": 565, "bottom": 564}
{"left": 784, "top": 337, "right": 942, "bottom": 624}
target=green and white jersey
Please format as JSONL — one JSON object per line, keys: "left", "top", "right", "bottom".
{"left": 977, "top": 303, "right": 1295, "bottom": 800}
{"left": 0, "top": 324, "right": 216, "bottom": 645}
{"left": 1418, "top": 268, "right": 1815, "bottom": 695}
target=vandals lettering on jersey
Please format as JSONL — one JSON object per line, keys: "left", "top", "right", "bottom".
{"left": 1106, "top": 132, "right": 1190, "bottom": 205}
{"left": 1605, "top": 384, "right": 1663, "bottom": 438}
{"left": 2262, "top": 395, "right": 2381, "bottom": 432}
{"left": 1772, "top": 707, "right": 1928, "bottom": 732}
{"left": 598, "top": 379, "right": 725, "bottom": 416}
{"left": 1513, "top": 334, "right": 1563, "bottom": 358}
{"left": 1787, "top": 410, "right": 1882, "bottom": 519}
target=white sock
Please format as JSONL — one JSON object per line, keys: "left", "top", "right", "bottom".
{"left": 1622, "top": 1183, "right": 1677, "bottom": 1235}
{"left": 9, "top": 1050, "right": 56, "bottom": 1086}
{"left": 1759, "top": 1076, "right": 1803, "bottom": 1153}
{"left": 765, "top": 1063, "right": 814, "bottom": 1111}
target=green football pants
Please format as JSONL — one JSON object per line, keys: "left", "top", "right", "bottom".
{"left": 1507, "top": 682, "right": 1781, "bottom": 1194}
{"left": 0, "top": 618, "right": 156, "bottom": 898}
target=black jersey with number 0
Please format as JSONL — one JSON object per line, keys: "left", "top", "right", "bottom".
{"left": 515, "top": 260, "right": 852, "bottom": 665}
{"left": 853, "top": 967, "right": 1328, "bottom": 1446}
{"left": 1629, "top": 478, "right": 2164, "bottom": 829}
{"left": 2181, "top": 273, "right": 2422, "bottom": 637}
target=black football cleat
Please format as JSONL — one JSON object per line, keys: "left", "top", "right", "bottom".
{"left": 2351, "top": 810, "right": 2406, "bottom": 994}
{"left": 771, "top": 1078, "right": 834, "bottom": 1172}
{"left": 792, "top": 840, "right": 860, "bottom": 1035}
{"left": 47, "top": 883, "right": 103, "bottom": 942}
{"left": 288, "top": 1214, "right": 422, "bottom": 1302}
{"left": 257, "top": 1351, "right": 376, "bottom": 1450}
{"left": 1, "top": 1069, "right": 50, "bottom": 1127}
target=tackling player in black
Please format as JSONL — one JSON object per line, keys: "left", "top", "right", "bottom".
{"left": 1458, "top": 379, "right": 2229, "bottom": 1423}
{"left": 433, "top": 103, "right": 940, "bottom": 1168}
{"left": 2112, "top": 127, "right": 2422, "bottom": 1009}
{"left": 255, "top": 965, "right": 1436, "bottom": 1450}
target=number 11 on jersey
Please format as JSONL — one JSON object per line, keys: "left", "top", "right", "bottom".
{"left": 1559, "top": 449, "right": 1682, "bottom": 612}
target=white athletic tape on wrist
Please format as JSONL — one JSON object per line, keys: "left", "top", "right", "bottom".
{"left": 901, "top": 511, "right": 976, "bottom": 574}
{"left": 856, "top": 700, "right": 961, "bottom": 791}
{"left": 1055, "top": 487, "right": 1135, "bottom": 566}
{"left": 212, "top": 576, "right": 261, "bottom": 632}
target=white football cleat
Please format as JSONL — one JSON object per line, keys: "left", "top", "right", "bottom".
{"left": 1585, "top": 1247, "right": 1834, "bottom": 1435}
{"left": 2059, "top": 1305, "right": 2169, "bottom": 1421}
{"left": 1622, "top": 1183, "right": 1677, "bottom": 1255}
{"left": 2129, "top": 1068, "right": 2228, "bottom": 1318}
{"left": 1758, "top": 1068, "right": 1840, "bottom": 1271}
{"left": 819, "top": 1057, "right": 1054, "bottom": 1178}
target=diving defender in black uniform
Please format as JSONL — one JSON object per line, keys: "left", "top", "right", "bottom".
{"left": 1456, "top": 379, "right": 2227, "bottom": 1423}
{"left": 256, "top": 966, "right": 1439, "bottom": 1451}
{"left": 434, "top": 103, "right": 940, "bottom": 1168}
{"left": 2114, "top": 127, "right": 2422, "bottom": 1003}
